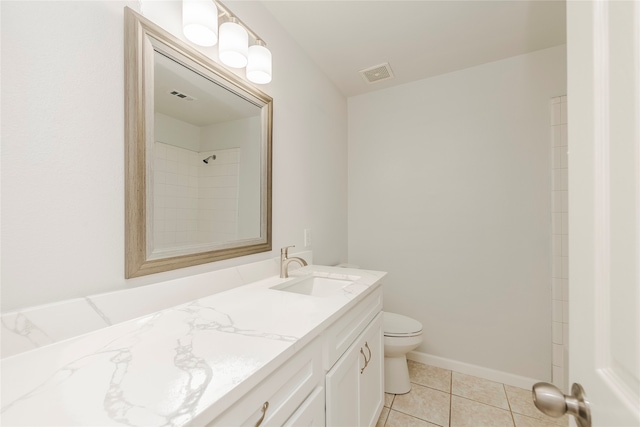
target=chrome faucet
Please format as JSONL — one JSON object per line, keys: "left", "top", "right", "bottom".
{"left": 280, "top": 245, "right": 308, "bottom": 278}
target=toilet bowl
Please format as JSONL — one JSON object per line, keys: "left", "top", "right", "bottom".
{"left": 383, "top": 312, "right": 423, "bottom": 394}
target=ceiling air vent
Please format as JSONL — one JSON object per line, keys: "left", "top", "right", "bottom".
{"left": 168, "top": 90, "right": 196, "bottom": 101}
{"left": 359, "top": 63, "right": 394, "bottom": 84}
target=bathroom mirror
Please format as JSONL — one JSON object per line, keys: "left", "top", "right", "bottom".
{"left": 124, "top": 7, "right": 272, "bottom": 278}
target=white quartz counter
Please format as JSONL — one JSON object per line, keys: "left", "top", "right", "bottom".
{"left": 1, "top": 266, "right": 385, "bottom": 426}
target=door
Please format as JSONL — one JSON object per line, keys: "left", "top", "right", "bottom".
{"left": 567, "top": 0, "right": 640, "bottom": 425}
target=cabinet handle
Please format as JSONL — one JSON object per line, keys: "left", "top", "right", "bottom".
{"left": 360, "top": 342, "right": 373, "bottom": 374}
{"left": 255, "top": 401, "right": 269, "bottom": 427}
{"left": 360, "top": 347, "right": 368, "bottom": 374}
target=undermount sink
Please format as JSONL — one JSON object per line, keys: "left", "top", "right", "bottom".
{"left": 271, "top": 276, "right": 353, "bottom": 297}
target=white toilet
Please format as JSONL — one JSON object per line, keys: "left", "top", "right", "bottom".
{"left": 383, "top": 312, "right": 423, "bottom": 394}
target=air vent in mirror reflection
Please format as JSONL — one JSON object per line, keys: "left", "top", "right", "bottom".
{"left": 168, "top": 90, "right": 196, "bottom": 101}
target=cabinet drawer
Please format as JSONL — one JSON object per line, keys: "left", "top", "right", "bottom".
{"left": 323, "top": 288, "right": 383, "bottom": 370}
{"left": 207, "top": 338, "right": 323, "bottom": 427}
{"left": 282, "top": 386, "right": 325, "bottom": 427}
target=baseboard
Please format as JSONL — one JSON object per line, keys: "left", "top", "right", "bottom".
{"left": 407, "top": 350, "right": 543, "bottom": 390}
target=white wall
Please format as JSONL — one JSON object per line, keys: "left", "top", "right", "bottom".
{"left": 155, "top": 112, "right": 201, "bottom": 151}
{"left": 1, "top": 0, "right": 348, "bottom": 312}
{"left": 348, "top": 45, "right": 566, "bottom": 380}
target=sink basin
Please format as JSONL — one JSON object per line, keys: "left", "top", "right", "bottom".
{"left": 271, "top": 276, "right": 353, "bottom": 297}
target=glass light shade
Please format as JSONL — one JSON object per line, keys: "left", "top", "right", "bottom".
{"left": 182, "top": 0, "right": 218, "bottom": 47}
{"left": 247, "top": 43, "right": 272, "bottom": 84}
{"left": 219, "top": 20, "right": 248, "bottom": 68}
{"left": 247, "top": 43, "right": 271, "bottom": 84}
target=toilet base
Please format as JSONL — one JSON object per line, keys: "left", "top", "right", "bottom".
{"left": 384, "top": 355, "right": 412, "bottom": 394}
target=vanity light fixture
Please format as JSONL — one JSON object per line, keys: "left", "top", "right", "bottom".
{"left": 181, "top": 0, "right": 272, "bottom": 84}
{"left": 219, "top": 17, "right": 248, "bottom": 68}
{"left": 182, "top": 0, "right": 219, "bottom": 47}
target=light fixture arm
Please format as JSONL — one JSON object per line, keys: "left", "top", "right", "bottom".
{"left": 214, "top": 0, "right": 265, "bottom": 47}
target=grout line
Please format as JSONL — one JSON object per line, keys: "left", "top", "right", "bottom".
{"left": 449, "top": 372, "right": 453, "bottom": 427}
{"left": 505, "top": 384, "right": 517, "bottom": 427}
{"left": 409, "top": 380, "right": 451, "bottom": 395}
{"left": 389, "top": 407, "right": 440, "bottom": 425}
{"left": 381, "top": 406, "right": 390, "bottom": 427}
{"left": 449, "top": 390, "right": 512, "bottom": 411}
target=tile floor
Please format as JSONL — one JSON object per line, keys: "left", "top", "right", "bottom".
{"left": 376, "top": 360, "right": 569, "bottom": 427}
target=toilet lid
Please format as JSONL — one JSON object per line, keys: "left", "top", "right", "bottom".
{"left": 383, "top": 312, "right": 423, "bottom": 336}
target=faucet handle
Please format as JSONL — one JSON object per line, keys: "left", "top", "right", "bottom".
{"left": 281, "top": 245, "right": 295, "bottom": 257}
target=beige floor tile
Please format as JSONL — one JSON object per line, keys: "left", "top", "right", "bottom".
{"left": 450, "top": 395, "right": 514, "bottom": 427}
{"left": 392, "top": 383, "right": 451, "bottom": 427}
{"left": 451, "top": 371, "right": 509, "bottom": 409}
{"left": 386, "top": 409, "right": 441, "bottom": 427}
{"left": 408, "top": 361, "right": 452, "bottom": 392}
{"left": 505, "top": 385, "right": 569, "bottom": 426}
{"left": 384, "top": 393, "right": 395, "bottom": 408}
{"left": 377, "top": 406, "right": 390, "bottom": 427}
{"left": 513, "top": 413, "right": 568, "bottom": 427}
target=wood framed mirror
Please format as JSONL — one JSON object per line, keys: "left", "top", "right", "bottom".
{"left": 124, "top": 7, "right": 272, "bottom": 278}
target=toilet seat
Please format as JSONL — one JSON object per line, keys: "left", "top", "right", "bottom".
{"left": 383, "top": 312, "right": 423, "bottom": 337}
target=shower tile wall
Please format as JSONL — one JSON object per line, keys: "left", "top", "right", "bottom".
{"left": 198, "top": 148, "right": 240, "bottom": 243}
{"left": 153, "top": 142, "right": 240, "bottom": 249}
{"left": 551, "top": 96, "right": 568, "bottom": 391}
{"left": 154, "top": 142, "right": 198, "bottom": 248}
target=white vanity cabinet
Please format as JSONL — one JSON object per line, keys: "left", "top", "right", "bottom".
{"left": 323, "top": 287, "right": 384, "bottom": 427}
{"left": 202, "top": 285, "right": 384, "bottom": 427}
{"left": 325, "top": 312, "right": 384, "bottom": 427}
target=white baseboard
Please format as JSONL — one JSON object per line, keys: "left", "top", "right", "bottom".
{"left": 407, "top": 350, "right": 543, "bottom": 390}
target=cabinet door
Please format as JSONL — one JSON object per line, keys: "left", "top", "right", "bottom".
{"left": 359, "top": 313, "right": 384, "bottom": 427}
{"left": 326, "top": 312, "right": 384, "bottom": 427}
{"left": 325, "top": 340, "right": 360, "bottom": 427}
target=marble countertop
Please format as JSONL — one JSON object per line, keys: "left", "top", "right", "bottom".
{"left": 1, "top": 266, "right": 385, "bottom": 426}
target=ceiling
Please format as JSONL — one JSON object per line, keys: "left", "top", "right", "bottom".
{"left": 260, "top": 0, "right": 566, "bottom": 97}
{"left": 155, "top": 52, "right": 260, "bottom": 126}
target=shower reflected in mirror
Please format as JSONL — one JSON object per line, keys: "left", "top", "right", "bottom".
{"left": 202, "top": 155, "right": 217, "bottom": 164}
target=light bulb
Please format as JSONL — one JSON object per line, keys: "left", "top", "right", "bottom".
{"left": 219, "top": 18, "right": 248, "bottom": 68}
{"left": 182, "top": 0, "right": 218, "bottom": 47}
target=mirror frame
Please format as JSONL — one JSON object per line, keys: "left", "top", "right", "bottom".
{"left": 124, "top": 7, "right": 272, "bottom": 278}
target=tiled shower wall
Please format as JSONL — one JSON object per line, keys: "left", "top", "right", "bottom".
{"left": 153, "top": 142, "right": 199, "bottom": 248}
{"left": 551, "top": 95, "right": 568, "bottom": 391}
{"left": 153, "top": 142, "right": 240, "bottom": 249}
{"left": 198, "top": 148, "right": 241, "bottom": 243}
